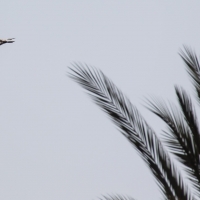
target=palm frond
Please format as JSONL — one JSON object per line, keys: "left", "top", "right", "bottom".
{"left": 175, "top": 86, "right": 200, "bottom": 195}
{"left": 175, "top": 86, "right": 200, "bottom": 156}
{"left": 68, "top": 63, "right": 193, "bottom": 200}
{"left": 179, "top": 46, "right": 200, "bottom": 103}
{"left": 98, "top": 194, "right": 135, "bottom": 200}
{"left": 145, "top": 97, "right": 200, "bottom": 196}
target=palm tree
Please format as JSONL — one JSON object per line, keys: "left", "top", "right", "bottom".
{"left": 68, "top": 46, "right": 200, "bottom": 200}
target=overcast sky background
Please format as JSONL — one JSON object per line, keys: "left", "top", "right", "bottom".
{"left": 1, "top": 1, "right": 200, "bottom": 200}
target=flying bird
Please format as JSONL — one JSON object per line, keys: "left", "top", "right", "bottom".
{"left": 0, "top": 38, "right": 15, "bottom": 46}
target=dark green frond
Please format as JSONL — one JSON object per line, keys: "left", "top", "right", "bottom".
{"left": 179, "top": 46, "right": 200, "bottom": 103}
{"left": 145, "top": 97, "right": 200, "bottom": 196}
{"left": 69, "top": 63, "right": 193, "bottom": 200}
{"left": 98, "top": 194, "right": 135, "bottom": 200}
{"left": 175, "top": 86, "right": 200, "bottom": 195}
{"left": 175, "top": 86, "right": 200, "bottom": 154}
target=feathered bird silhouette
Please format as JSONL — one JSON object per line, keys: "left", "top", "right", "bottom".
{"left": 0, "top": 38, "right": 15, "bottom": 46}
{"left": 69, "top": 46, "right": 200, "bottom": 200}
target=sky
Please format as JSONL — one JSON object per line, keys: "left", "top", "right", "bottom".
{"left": 1, "top": 1, "right": 200, "bottom": 200}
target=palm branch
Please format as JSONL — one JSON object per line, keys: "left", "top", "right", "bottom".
{"left": 68, "top": 47, "right": 200, "bottom": 200}
{"left": 98, "top": 195, "right": 135, "bottom": 200}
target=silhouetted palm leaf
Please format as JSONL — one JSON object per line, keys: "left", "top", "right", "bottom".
{"left": 179, "top": 46, "right": 200, "bottom": 103}
{"left": 98, "top": 194, "right": 135, "bottom": 200}
{"left": 69, "top": 63, "right": 193, "bottom": 200}
{"left": 145, "top": 96, "right": 200, "bottom": 197}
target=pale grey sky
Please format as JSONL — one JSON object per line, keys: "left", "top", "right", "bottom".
{"left": 1, "top": 1, "right": 200, "bottom": 200}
